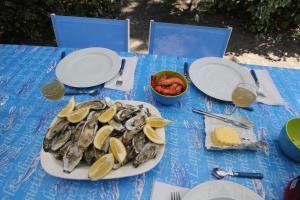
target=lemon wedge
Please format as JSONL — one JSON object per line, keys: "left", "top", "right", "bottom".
{"left": 57, "top": 96, "right": 75, "bottom": 118}
{"left": 67, "top": 106, "right": 90, "bottom": 123}
{"left": 98, "top": 105, "right": 117, "bottom": 123}
{"left": 146, "top": 117, "right": 171, "bottom": 128}
{"left": 143, "top": 124, "right": 165, "bottom": 144}
{"left": 93, "top": 125, "right": 114, "bottom": 150}
{"left": 88, "top": 154, "right": 114, "bottom": 181}
{"left": 109, "top": 137, "right": 127, "bottom": 164}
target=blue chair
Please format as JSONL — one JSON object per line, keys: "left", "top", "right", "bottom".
{"left": 51, "top": 14, "right": 130, "bottom": 52}
{"left": 148, "top": 20, "right": 232, "bottom": 58}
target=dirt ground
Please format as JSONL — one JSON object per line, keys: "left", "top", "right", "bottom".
{"left": 121, "top": 0, "right": 300, "bottom": 68}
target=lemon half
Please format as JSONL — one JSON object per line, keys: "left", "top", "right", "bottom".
{"left": 109, "top": 137, "right": 127, "bottom": 164}
{"left": 67, "top": 106, "right": 90, "bottom": 123}
{"left": 143, "top": 124, "right": 165, "bottom": 144}
{"left": 88, "top": 154, "right": 114, "bottom": 181}
{"left": 57, "top": 96, "right": 75, "bottom": 118}
{"left": 98, "top": 105, "right": 117, "bottom": 123}
{"left": 93, "top": 125, "right": 114, "bottom": 150}
{"left": 146, "top": 117, "right": 171, "bottom": 128}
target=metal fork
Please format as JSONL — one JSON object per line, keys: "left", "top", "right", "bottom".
{"left": 250, "top": 69, "right": 266, "bottom": 97}
{"left": 171, "top": 192, "right": 181, "bottom": 200}
{"left": 116, "top": 58, "right": 126, "bottom": 86}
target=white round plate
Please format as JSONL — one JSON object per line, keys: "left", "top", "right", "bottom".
{"left": 56, "top": 47, "right": 121, "bottom": 88}
{"left": 183, "top": 180, "right": 263, "bottom": 200}
{"left": 189, "top": 57, "right": 255, "bottom": 101}
{"left": 40, "top": 100, "right": 165, "bottom": 180}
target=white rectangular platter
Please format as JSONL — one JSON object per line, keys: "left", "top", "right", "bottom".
{"left": 40, "top": 100, "right": 165, "bottom": 180}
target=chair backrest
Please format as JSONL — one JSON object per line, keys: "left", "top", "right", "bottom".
{"left": 51, "top": 14, "right": 130, "bottom": 52}
{"left": 148, "top": 20, "right": 232, "bottom": 58}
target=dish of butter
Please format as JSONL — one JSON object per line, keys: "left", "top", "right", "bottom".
{"left": 211, "top": 127, "right": 242, "bottom": 147}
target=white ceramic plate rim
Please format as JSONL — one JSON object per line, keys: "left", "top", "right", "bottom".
{"left": 182, "top": 180, "right": 263, "bottom": 200}
{"left": 40, "top": 100, "right": 165, "bottom": 180}
{"left": 56, "top": 47, "right": 121, "bottom": 88}
{"left": 189, "top": 57, "right": 255, "bottom": 101}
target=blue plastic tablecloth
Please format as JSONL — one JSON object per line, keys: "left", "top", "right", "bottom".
{"left": 0, "top": 45, "right": 300, "bottom": 200}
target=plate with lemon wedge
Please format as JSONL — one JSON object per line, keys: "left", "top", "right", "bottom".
{"left": 40, "top": 97, "right": 171, "bottom": 180}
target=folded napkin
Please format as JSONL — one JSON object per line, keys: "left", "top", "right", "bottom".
{"left": 104, "top": 56, "right": 138, "bottom": 92}
{"left": 252, "top": 69, "right": 285, "bottom": 105}
{"left": 204, "top": 114, "right": 266, "bottom": 151}
{"left": 151, "top": 181, "right": 189, "bottom": 200}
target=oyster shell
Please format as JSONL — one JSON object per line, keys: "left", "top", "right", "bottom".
{"left": 54, "top": 140, "right": 72, "bottom": 160}
{"left": 63, "top": 143, "right": 84, "bottom": 173}
{"left": 50, "top": 127, "right": 73, "bottom": 152}
{"left": 112, "top": 163, "right": 122, "bottom": 170}
{"left": 71, "top": 121, "right": 84, "bottom": 143}
{"left": 43, "top": 118, "right": 69, "bottom": 152}
{"left": 124, "top": 144, "right": 137, "bottom": 163}
{"left": 122, "top": 130, "right": 138, "bottom": 145}
{"left": 133, "top": 143, "right": 159, "bottom": 168}
{"left": 101, "top": 136, "right": 111, "bottom": 153}
{"left": 78, "top": 112, "right": 98, "bottom": 148}
{"left": 114, "top": 105, "right": 140, "bottom": 122}
{"left": 77, "top": 100, "right": 106, "bottom": 110}
{"left": 109, "top": 119, "right": 125, "bottom": 132}
{"left": 83, "top": 144, "right": 105, "bottom": 165}
{"left": 132, "top": 132, "right": 146, "bottom": 154}
{"left": 125, "top": 114, "right": 146, "bottom": 132}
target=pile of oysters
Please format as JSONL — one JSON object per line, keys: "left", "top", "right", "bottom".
{"left": 43, "top": 98, "right": 169, "bottom": 176}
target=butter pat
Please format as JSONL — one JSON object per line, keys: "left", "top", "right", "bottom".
{"left": 211, "top": 127, "right": 241, "bottom": 147}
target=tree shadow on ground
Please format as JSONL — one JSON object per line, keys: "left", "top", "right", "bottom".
{"left": 121, "top": 0, "right": 300, "bottom": 61}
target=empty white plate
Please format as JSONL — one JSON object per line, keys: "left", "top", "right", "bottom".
{"left": 56, "top": 47, "right": 121, "bottom": 88}
{"left": 183, "top": 180, "right": 263, "bottom": 200}
{"left": 189, "top": 57, "right": 255, "bottom": 101}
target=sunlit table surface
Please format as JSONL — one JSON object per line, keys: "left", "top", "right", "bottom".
{"left": 0, "top": 44, "right": 300, "bottom": 200}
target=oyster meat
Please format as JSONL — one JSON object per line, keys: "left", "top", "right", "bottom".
{"left": 43, "top": 118, "right": 69, "bottom": 152}
{"left": 54, "top": 140, "right": 72, "bottom": 160}
{"left": 125, "top": 114, "right": 146, "bottom": 132}
{"left": 50, "top": 127, "right": 73, "bottom": 152}
{"left": 133, "top": 143, "right": 159, "bottom": 168}
{"left": 114, "top": 105, "right": 141, "bottom": 122}
{"left": 132, "top": 132, "right": 146, "bottom": 154}
{"left": 77, "top": 100, "right": 106, "bottom": 110}
{"left": 78, "top": 112, "right": 98, "bottom": 148}
{"left": 63, "top": 143, "right": 84, "bottom": 173}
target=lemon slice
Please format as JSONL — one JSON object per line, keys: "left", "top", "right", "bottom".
{"left": 109, "top": 137, "right": 127, "bottom": 163}
{"left": 57, "top": 96, "right": 75, "bottom": 118}
{"left": 98, "top": 105, "right": 117, "bottom": 123}
{"left": 146, "top": 117, "right": 171, "bottom": 128}
{"left": 67, "top": 106, "right": 90, "bottom": 123}
{"left": 88, "top": 154, "right": 114, "bottom": 181}
{"left": 93, "top": 125, "right": 114, "bottom": 150}
{"left": 143, "top": 124, "right": 165, "bottom": 144}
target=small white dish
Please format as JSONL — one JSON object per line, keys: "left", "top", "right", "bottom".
{"left": 182, "top": 180, "right": 263, "bottom": 200}
{"left": 40, "top": 100, "right": 165, "bottom": 180}
{"left": 56, "top": 47, "right": 121, "bottom": 88}
{"left": 189, "top": 57, "right": 255, "bottom": 101}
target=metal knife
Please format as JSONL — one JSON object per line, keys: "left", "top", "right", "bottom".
{"left": 183, "top": 62, "right": 190, "bottom": 80}
{"left": 250, "top": 69, "right": 266, "bottom": 97}
{"left": 192, "top": 108, "right": 252, "bottom": 129}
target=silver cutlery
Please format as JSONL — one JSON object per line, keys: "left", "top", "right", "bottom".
{"left": 116, "top": 58, "right": 126, "bottom": 86}
{"left": 192, "top": 108, "right": 253, "bottom": 129}
{"left": 183, "top": 62, "right": 190, "bottom": 81}
{"left": 250, "top": 69, "right": 266, "bottom": 97}
{"left": 64, "top": 89, "right": 98, "bottom": 96}
{"left": 212, "top": 167, "right": 263, "bottom": 179}
{"left": 171, "top": 191, "right": 181, "bottom": 200}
